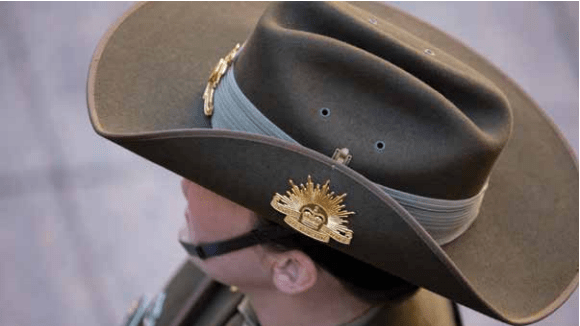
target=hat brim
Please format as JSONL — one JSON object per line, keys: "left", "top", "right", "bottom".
{"left": 87, "top": 2, "right": 578, "bottom": 324}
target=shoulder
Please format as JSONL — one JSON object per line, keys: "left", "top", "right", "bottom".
{"left": 357, "top": 289, "right": 461, "bottom": 326}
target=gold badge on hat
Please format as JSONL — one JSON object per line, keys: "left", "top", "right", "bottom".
{"left": 271, "top": 176, "right": 354, "bottom": 245}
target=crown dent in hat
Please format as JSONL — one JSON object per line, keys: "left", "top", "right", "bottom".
{"left": 235, "top": 2, "right": 512, "bottom": 200}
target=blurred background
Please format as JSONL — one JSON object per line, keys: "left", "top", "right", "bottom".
{"left": 0, "top": 2, "right": 577, "bottom": 326}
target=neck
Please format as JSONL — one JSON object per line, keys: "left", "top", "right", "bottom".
{"left": 247, "top": 271, "right": 373, "bottom": 326}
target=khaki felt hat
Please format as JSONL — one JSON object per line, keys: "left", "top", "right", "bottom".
{"left": 87, "top": 2, "right": 578, "bottom": 324}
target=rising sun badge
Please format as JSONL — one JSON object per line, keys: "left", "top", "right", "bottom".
{"left": 270, "top": 176, "right": 354, "bottom": 245}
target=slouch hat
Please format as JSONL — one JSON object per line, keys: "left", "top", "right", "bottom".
{"left": 88, "top": 3, "right": 578, "bottom": 324}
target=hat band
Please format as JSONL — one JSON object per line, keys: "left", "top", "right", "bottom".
{"left": 211, "top": 65, "right": 487, "bottom": 245}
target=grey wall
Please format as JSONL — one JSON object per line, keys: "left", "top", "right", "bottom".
{"left": 0, "top": 2, "right": 577, "bottom": 326}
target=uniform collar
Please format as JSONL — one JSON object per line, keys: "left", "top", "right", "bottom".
{"left": 236, "top": 296, "right": 383, "bottom": 326}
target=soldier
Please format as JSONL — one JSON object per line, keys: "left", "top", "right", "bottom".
{"left": 88, "top": 2, "right": 578, "bottom": 326}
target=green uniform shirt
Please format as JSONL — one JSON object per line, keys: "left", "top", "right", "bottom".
{"left": 146, "top": 260, "right": 460, "bottom": 326}
{"left": 229, "top": 289, "right": 457, "bottom": 326}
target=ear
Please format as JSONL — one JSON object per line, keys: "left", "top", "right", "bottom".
{"left": 271, "top": 250, "right": 318, "bottom": 295}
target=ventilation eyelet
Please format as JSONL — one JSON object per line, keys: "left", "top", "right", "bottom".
{"left": 424, "top": 49, "right": 435, "bottom": 56}
{"left": 374, "top": 141, "right": 385, "bottom": 152}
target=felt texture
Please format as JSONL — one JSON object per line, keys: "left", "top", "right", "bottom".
{"left": 236, "top": 2, "right": 511, "bottom": 199}
{"left": 87, "top": 2, "right": 578, "bottom": 324}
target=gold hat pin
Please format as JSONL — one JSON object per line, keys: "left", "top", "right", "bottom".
{"left": 271, "top": 176, "right": 354, "bottom": 245}
{"left": 203, "top": 43, "right": 241, "bottom": 117}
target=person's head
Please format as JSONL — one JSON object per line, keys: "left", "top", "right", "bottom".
{"left": 181, "top": 178, "right": 417, "bottom": 304}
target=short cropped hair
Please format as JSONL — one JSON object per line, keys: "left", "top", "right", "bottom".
{"left": 255, "top": 218, "right": 418, "bottom": 305}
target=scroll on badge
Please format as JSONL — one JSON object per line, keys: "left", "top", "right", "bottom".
{"left": 270, "top": 176, "right": 354, "bottom": 245}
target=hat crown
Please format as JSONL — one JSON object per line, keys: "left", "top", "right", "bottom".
{"left": 235, "top": 2, "right": 512, "bottom": 199}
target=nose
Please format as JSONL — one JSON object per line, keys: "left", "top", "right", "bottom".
{"left": 181, "top": 179, "right": 189, "bottom": 198}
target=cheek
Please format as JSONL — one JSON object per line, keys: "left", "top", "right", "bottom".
{"left": 185, "top": 204, "right": 256, "bottom": 244}
{"left": 185, "top": 207, "right": 224, "bottom": 243}
{"left": 191, "top": 248, "right": 272, "bottom": 290}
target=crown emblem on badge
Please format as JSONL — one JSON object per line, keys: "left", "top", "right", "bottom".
{"left": 271, "top": 176, "right": 354, "bottom": 245}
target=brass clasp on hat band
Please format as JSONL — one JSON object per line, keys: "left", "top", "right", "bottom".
{"left": 203, "top": 43, "right": 241, "bottom": 116}
{"left": 332, "top": 148, "right": 352, "bottom": 165}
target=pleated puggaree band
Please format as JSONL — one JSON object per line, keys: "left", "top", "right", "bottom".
{"left": 211, "top": 66, "right": 488, "bottom": 245}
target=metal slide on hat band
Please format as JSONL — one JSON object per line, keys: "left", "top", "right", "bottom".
{"left": 207, "top": 47, "right": 488, "bottom": 246}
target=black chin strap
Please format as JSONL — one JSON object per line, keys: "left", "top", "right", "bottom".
{"left": 179, "top": 225, "right": 295, "bottom": 260}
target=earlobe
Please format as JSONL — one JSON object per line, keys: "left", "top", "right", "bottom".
{"left": 272, "top": 251, "right": 318, "bottom": 294}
